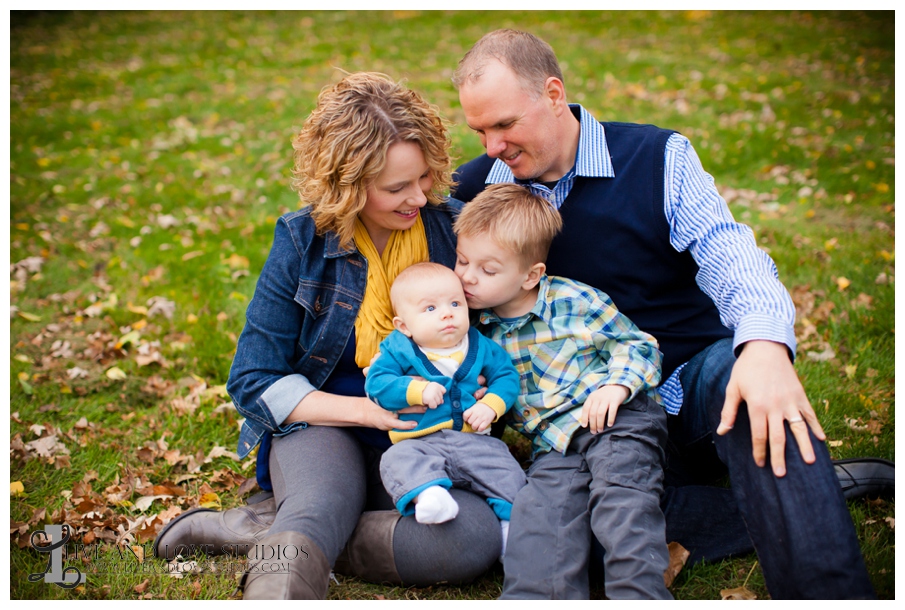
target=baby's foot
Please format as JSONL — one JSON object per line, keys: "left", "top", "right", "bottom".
{"left": 414, "top": 486, "right": 459, "bottom": 524}
{"left": 499, "top": 519, "right": 510, "bottom": 563}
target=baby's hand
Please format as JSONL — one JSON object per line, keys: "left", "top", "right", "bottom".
{"left": 463, "top": 403, "right": 496, "bottom": 432}
{"left": 422, "top": 382, "right": 447, "bottom": 409}
{"left": 580, "top": 385, "right": 630, "bottom": 434}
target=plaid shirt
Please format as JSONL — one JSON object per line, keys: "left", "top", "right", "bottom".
{"left": 479, "top": 275, "right": 662, "bottom": 456}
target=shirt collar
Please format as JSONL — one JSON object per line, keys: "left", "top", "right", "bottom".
{"left": 485, "top": 104, "right": 614, "bottom": 185}
{"left": 478, "top": 274, "right": 554, "bottom": 329}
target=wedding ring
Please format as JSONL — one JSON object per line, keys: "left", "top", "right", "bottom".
{"left": 788, "top": 417, "right": 804, "bottom": 424}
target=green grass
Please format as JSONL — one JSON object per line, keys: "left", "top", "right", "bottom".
{"left": 9, "top": 10, "right": 894, "bottom": 600}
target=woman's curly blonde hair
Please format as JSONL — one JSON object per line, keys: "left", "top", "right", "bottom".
{"left": 291, "top": 72, "right": 453, "bottom": 248}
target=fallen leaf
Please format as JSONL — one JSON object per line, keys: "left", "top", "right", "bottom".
{"left": 720, "top": 586, "right": 757, "bottom": 600}
{"left": 17, "top": 311, "right": 42, "bottom": 322}
{"left": 836, "top": 277, "right": 851, "bottom": 291}
{"left": 885, "top": 517, "right": 894, "bottom": 529}
{"left": 844, "top": 364, "right": 858, "bottom": 379}
{"left": 806, "top": 347, "right": 836, "bottom": 362}
{"left": 147, "top": 296, "right": 176, "bottom": 319}
{"left": 133, "top": 495, "right": 170, "bottom": 512}
{"left": 828, "top": 440, "right": 843, "bottom": 447}
{"left": 106, "top": 366, "right": 127, "bottom": 380}
{"left": 664, "top": 541, "right": 690, "bottom": 588}
{"left": 198, "top": 492, "right": 221, "bottom": 509}
{"left": 11, "top": 481, "right": 25, "bottom": 496}
{"left": 133, "top": 579, "right": 150, "bottom": 594}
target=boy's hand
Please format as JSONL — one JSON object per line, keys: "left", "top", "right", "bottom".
{"left": 580, "top": 385, "right": 630, "bottom": 434}
{"left": 422, "top": 382, "right": 447, "bottom": 409}
{"left": 463, "top": 403, "right": 496, "bottom": 432}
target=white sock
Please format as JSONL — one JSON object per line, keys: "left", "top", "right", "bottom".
{"left": 414, "top": 486, "right": 459, "bottom": 524}
{"left": 499, "top": 520, "right": 510, "bottom": 562}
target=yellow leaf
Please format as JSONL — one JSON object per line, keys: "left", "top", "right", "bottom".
{"left": 836, "top": 277, "right": 851, "bottom": 291}
{"left": 14, "top": 354, "right": 33, "bottom": 363}
{"left": 187, "top": 314, "right": 198, "bottom": 324}
{"left": 116, "top": 330, "right": 141, "bottom": 349}
{"left": 106, "top": 367, "right": 127, "bottom": 380}
{"left": 229, "top": 291, "right": 247, "bottom": 302}
{"left": 17, "top": 311, "right": 42, "bottom": 322}
{"left": 828, "top": 440, "right": 843, "bottom": 447}
{"left": 11, "top": 481, "right": 25, "bottom": 495}
{"left": 199, "top": 492, "right": 221, "bottom": 509}
{"left": 132, "top": 319, "right": 148, "bottom": 330}
{"left": 116, "top": 216, "right": 136, "bottom": 228}
{"left": 127, "top": 303, "right": 149, "bottom": 315}
{"left": 224, "top": 253, "right": 250, "bottom": 269}
{"left": 845, "top": 364, "right": 858, "bottom": 379}
{"left": 875, "top": 182, "right": 888, "bottom": 193}
{"left": 182, "top": 250, "right": 204, "bottom": 261}
{"left": 721, "top": 586, "right": 757, "bottom": 600}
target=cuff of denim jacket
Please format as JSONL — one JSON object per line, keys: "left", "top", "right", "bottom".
{"left": 732, "top": 314, "right": 797, "bottom": 362}
{"left": 261, "top": 374, "right": 317, "bottom": 428}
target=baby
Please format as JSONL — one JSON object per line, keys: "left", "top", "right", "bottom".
{"left": 365, "top": 263, "right": 525, "bottom": 547}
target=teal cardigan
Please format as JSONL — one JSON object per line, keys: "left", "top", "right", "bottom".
{"left": 365, "top": 327, "right": 520, "bottom": 443}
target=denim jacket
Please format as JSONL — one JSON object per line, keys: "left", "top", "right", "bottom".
{"left": 227, "top": 199, "right": 464, "bottom": 458}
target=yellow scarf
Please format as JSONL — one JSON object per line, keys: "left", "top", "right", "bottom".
{"left": 352, "top": 214, "right": 429, "bottom": 368}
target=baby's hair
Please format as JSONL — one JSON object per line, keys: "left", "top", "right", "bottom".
{"left": 454, "top": 184, "right": 563, "bottom": 269}
{"left": 390, "top": 262, "right": 461, "bottom": 314}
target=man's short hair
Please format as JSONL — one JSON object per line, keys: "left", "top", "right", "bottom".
{"left": 452, "top": 29, "right": 563, "bottom": 97}
{"left": 454, "top": 184, "right": 563, "bottom": 269}
{"left": 391, "top": 262, "right": 460, "bottom": 314}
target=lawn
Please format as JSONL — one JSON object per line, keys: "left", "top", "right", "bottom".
{"left": 8, "top": 10, "right": 894, "bottom": 600}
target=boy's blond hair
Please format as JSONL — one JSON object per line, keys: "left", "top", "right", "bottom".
{"left": 291, "top": 72, "right": 453, "bottom": 249}
{"left": 390, "top": 262, "right": 460, "bottom": 314}
{"left": 454, "top": 184, "right": 563, "bottom": 269}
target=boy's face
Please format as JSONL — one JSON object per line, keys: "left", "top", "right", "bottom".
{"left": 455, "top": 233, "right": 539, "bottom": 315}
{"left": 393, "top": 273, "right": 470, "bottom": 349}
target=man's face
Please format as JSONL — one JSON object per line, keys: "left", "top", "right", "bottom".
{"left": 459, "top": 60, "right": 565, "bottom": 183}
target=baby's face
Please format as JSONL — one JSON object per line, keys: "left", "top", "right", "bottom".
{"left": 393, "top": 274, "right": 470, "bottom": 349}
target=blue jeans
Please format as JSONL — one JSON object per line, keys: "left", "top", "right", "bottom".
{"left": 669, "top": 338, "right": 874, "bottom": 599}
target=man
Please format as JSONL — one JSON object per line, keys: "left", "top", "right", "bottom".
{"left": 451, "top": 29, "right": 882, "bottom": 599}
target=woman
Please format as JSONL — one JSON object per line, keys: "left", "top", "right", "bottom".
{"left": 153, "top": 73, "right": 501, "bottom": 599}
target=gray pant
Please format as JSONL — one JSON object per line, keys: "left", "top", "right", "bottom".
{"left": 380, "top": 429, "right": 527, "bottom": 518}
{"left": 501, "top": 393, "right": 671, "bottom": 600}
{"left": 269, "top": 425, "right": 501, "bottom": 585}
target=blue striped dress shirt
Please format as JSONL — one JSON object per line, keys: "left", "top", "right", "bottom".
{"left": 484, "top": 104, "right": 797, "bottom": 415}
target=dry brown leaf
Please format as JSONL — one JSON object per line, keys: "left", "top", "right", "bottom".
{"left": 720, "top": 586, "right": 757, "bottom": 600}
{"left": 664, "top": 541, "right": 690, "bottom": 588}
{"left": 133, "top": 579, "right": 150, "bottom": 594}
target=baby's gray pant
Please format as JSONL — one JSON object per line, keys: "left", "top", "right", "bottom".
{"left": 380, "top": 429, "right": 527, "bottom": 517}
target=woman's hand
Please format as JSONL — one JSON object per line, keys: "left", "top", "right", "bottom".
{"left": 360, "top": 397, "right": 419, "bottom": 431}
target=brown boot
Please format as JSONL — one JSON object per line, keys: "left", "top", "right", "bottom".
{"left": 333, "top": 510, "right": 403, "bottom": 585}
{"left": 241, "top": 532, "right": 330, "bottom": 600}
{"left": 153, "top": 496, "right": 276, "bottom": 560}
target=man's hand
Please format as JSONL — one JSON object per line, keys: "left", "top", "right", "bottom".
{"left": 463, "top": 403, "right": 496, "bottom": 432}
{"left": 422, "top": 382, "right": 447, "bottom": 409}
{"left": 717, "top": 340, "right": 825, "bottom": 477}
{"left": 580, "top": 385, "right": 630, "bottom": 434}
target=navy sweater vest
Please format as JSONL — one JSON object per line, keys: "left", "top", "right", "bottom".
{"left": 453, "top": 121, "right": 732, "bottom": 380}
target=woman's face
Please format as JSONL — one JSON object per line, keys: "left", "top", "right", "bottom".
{"left": 360, "top": 141, "right": 433, "bottom": 247}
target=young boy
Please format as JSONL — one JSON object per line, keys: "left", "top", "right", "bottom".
{"left": 454, "top": 183, "right": 672, "bottom": 600}
{"left": 365, "top": 263, "right": 525, "bottom": 546}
